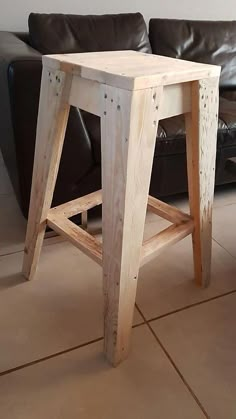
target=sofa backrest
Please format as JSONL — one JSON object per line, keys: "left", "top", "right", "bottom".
{"left": 149, "top": 18, "right": 236, "bottom": 90}
{"left": 28, "top": 12, "right": 151, "bottom": 55}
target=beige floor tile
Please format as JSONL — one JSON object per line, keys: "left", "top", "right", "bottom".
{"left": 214, "top": 184, "right": 236, "bottom": 208}
{"left": 144, "top": 210, "right": 171, "bottom": 238}
{"left": 0, "top": 242, "right": 142, "bottom": 372}
{"left": 212, "top": 202, "right": 236, "bottom": 258}
{"left": 0, "top": 325, "right": 205, "bottom": 419}
{"left": 136, "top": 237, "right": 236, "bottom": 320}
{"left": 161, "top": 184, "right": 236, "bottom": 212}
{"left": 0, "top": 194, "right": 63, "bottom": 256}
{"left": 160, "top": 187, "right": 236, "bottom": 212}
{"left": 90, "top": 210, "right": 171, "bottom": 241}
{"left": 151, "top": 293, "right": 236, "bottom": 419}
{"left": 165, "top": 194, "right": 190, "bottom": 213}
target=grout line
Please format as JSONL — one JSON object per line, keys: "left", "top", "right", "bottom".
{"left": 146, "top": 288, "right": 236, "bottom": 323}
{"left": 0, "top": 321, "right": 145, "bottom": 378}
{"left": 133, "top": 320, "right": 146, "bottom": 328}
{"left": 213, "top": 201, "right": 236, "bottom": 209}
{"left": 135, "top": 304, "right": 210, "bottom": 419}
{"left": 0, "top": 237, "right": 66, "bottom": 259}
{"left": 0, "top": 336, "right": 103, "bottom": 378}
{"left": 212, "top": 237, "right": 236, "bottom": 260}
{"left": 0, "top": 249, "right": 23, "bottom": 258}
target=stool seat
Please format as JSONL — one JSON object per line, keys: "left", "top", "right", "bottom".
{"left": 44, "top": 50, "right": 219, "bottom": 89}
{"left": 23, "top": 51, "right": 220, "bottom": 366}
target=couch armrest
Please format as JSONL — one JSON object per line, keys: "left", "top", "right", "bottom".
{"left": 0, "top": 32, "right": 42, "bottom": 213}
{"left": 0, "top": 32, "right": 95, "bottom": 218}
{"left": 0, "top": 31, "right": 41, "bottom": 60}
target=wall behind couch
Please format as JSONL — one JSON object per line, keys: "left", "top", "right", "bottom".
{"left": 0, "top": 0, "right": 234, "bottom": 31}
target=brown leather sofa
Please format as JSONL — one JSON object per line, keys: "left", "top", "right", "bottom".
{"left": 0, "top": 13, "right": 236, "bottom": 219}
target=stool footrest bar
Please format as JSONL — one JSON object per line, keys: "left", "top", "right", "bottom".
{"left": 47, "top": 191, "right": 193, "bottom": 269}
{"left": 141, "top": 219, "right": 194, "bottom": 267}
{"left": 48, "top": 189, "right": 102, "bottom": 218}
{"left": 47, "top": 213, "right": 102, "bottom": 266}
{"left": 49, "top": 190, "right": 190, "bottom": 225}
{"left": 147, "top": 195, "right": 191, "bottom": 224}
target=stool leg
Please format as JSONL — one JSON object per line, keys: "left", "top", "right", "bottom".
{"left": 185, "top": 77, "right": 219, "bottom": 287}
{"left": 101, "top": 85, "right": 163, "bottom": 365}
{"left": 81, "top": 211, "right": 88, "bottom": 230}
{"left": 22, "top": 67, "right": 72, "bottom": 280}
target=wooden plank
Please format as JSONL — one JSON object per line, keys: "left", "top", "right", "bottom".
{"left": 141, "top": 220, "right": 194, "bottom": 267}
{"left": 69, "top": 77, "right": 191, "bottom": 120}
{"left": 185, "top": 77, "right": 220, "bottom": 287}
{"left": 101, "top": 83, "right": 163, "bottom": 366}
{"left": 81, "top": 211, "right": 88, "bottom": 230}
{"left": 49, "top": 189, "right": 102, "bottom": 218}
{"left": 47, "top": 214, "right": 102, "bottom": 266}
{"left": 43, "top": 52, "right": 220, "bottom": 91}
{"left": 160, "top": 83, "right": 191, "bottom": 119}
{"left": 148, "top": 195, "right": 191, "bottom": 224}
{"left": 22, "top": 66, "right": 72, "bottom": 280}
{"left": 69, "top": 76, "right": 101, "bottom": 116}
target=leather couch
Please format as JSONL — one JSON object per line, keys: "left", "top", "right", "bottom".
{"left": 0, "top": 13, "right": 236, "bottom": 219}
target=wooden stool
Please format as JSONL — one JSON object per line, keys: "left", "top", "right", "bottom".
{"left": 23, "top": 51, "right": 220, "bottom": 366}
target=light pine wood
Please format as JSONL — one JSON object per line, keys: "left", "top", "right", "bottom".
{"left": 48, "top": 189, "right": 102, "bottom": 218}
{"left": 22, "top": 67, "right": 72, "bottom": 280}
{"left": 147, "top": 195, "right": 191, "bottom": 224}
{"left": 160, "top": 83, "right": 191, "bottom": 119}
{"left": 23, "top": 51, "right": 220, "bottom": 366}
{"left": 47, "top": 214, "right": 102, "bottom": 265}
{"left": 101, "top": 84, "right": 163, "bottom": 366}
{"left": 68, "top": 76, "right": 192, "bottom": 120}
{"left": 81, "top": 211, "right": 88, "bottom": 230}
{"left": 43, "top": 51, "right": 220, "bottom": 91}
{"left": 185, "top": 77, "right": 220, "bottom": 287}
{"left": 141, "top": 220, "right": 194, "bottom": 266}
{"left": 69, "top": 76, "right": 101, "bottom": 116}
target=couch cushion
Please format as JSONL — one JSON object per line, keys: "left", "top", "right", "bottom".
{"left": 85, "top": 96, "right": 236, "bottom": 163}
{"left": 149, "top": 19, "right": 236, "bottom": 89}
{"left": 28, "top": 12, "right": 151, "bottom": 55}
{"left": 155, "top": 96, "right": 236, "bottom": 155}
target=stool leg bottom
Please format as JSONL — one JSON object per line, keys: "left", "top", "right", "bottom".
{"left": 185, "top": 77, "right": 219, "bottom": 287}
{"left": 22, "top": 67, "right": 71, "bottom": 280}
{"left": 101, "top": 85, "right": 163, "bottom": 366}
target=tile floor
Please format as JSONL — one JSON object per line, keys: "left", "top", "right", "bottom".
{"left": 0, "top": 152, "right": 236, "bottom": 419}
